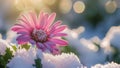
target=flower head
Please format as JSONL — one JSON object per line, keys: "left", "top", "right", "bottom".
{"left": 11, "top": 11, "right": 68, "bottom": 54}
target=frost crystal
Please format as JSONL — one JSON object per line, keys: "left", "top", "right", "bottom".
{"left": 0, "top": 39, "right": 10, "bottom": 55}
{"left": 43, "top": 53, "right": 82, "bottom": 68}
{"left": 7, "top": 48, "right": 37, "bottom": 68}
{"left": 92, "top": 62, "right": 120, "bottom": 68}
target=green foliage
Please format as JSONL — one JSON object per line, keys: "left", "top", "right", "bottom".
{"left": 0, "top": 55, "right": 6, "bottom": 68}
{"left": 61, "top": 45, "right": 79, "bottom": 57}
{"left": 0, "top": 48, "right": 13, "bottom": 68}
{"left": 110, "top": 46, "right": 120, "bottom": 63}
{"left": 61, "top": 38, "right": 79, "bottom": 56}
{"left": 93, "top": 42, "right": 101, "bottom": 52}
{"left": 21, "top": 44, "right": 30, "bottom": 50}
{"left": 12, "top": 45, "right": 17, "bottom": 51}
{"left": 33, "top": 57, "right": 42, "bottom": 68}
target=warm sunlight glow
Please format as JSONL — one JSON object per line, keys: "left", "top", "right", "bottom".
{"left": 14, "top": 0, "right": 43, "bottom": 11}
{"left": 73, "top": 1, "right": 85, "bottom": 14}
{"left": 59, "top": 0, "right": 72, "bottom": 14}
{"left": 105, "top": 0, "right": 117, "bottom": 13}
{"left": 43, "top": 0, "right": 56, "bottom": 5}
{"left": 41, "top": 6, "right": 51, "bottom": 13}
{"left": 14, "top": 0, "right": 34, "bottom": 10}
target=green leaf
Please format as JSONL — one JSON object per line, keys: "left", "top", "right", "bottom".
{"left": 107, "top": 45, "right": 120, "bottom": 64}
{"left": 33, "top": 57, "right": 42, "bottom": 68}
{"left": 0, "top": 55, "right": 6, "bottom": 68}
{"left": 93, "top": 42, "right": 100, "bottom": 52}
{"left": 0, "top": 48, "right": 13, "bottom": 68}
{"left": 61, "top": 45, "right": 79, "bottom": 57}
{"left": 3, "top": 48, "right": 13, "bottom": 63}
{"left": 21, "top": 44, "right": 30, "bottom": 50}
{"left": 12, "top": 45, "right": 17, "bottom": 51}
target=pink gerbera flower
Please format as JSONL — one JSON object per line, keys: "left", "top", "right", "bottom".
{"left": 11, "top": 11, "right": 68, "bottom": 54}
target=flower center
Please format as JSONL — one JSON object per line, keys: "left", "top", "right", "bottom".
{"left": 32, "top": 29, "right": 47, "bottom": 42}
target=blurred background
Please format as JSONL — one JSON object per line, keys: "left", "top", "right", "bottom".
{"left": 0, "top": 0, "right": 120, "bottom": 39}
{"left": 1, "top": 0, "right": 120, "bottom": 67}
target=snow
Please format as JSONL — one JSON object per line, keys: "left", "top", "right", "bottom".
{"left": 0, "top": 39, "right": 11, "bottom": 55}
{"left": 92, "top": 62, "right": 120, "bottom": 68}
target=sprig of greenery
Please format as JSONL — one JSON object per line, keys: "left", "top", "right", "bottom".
{"left": 0, "top": 48, "right": 13, "bottom": 68}
{"left": 111, "top": 48, "right": 120, "bottom": 63}
{"left": 61, "top": 45, "right": 79, "bottom": 57}
{"left": 21, "top": 44, "right": 30, "bottom": 50}
{"left": 33, "top": 57, "right": 42, "bottom": 68}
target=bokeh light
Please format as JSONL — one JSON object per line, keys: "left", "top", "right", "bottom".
{"left": 73, "top": 1, "right": 85, "bottom": 14}
{"left": 59, "top": 0, "right": 72, "bottom": 14}
{"left": 105, "top": 0, "right": 117, "bottom": 13}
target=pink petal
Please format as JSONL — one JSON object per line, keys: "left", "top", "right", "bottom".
{"left": 11, "top": 24, "right": 31, "bottom": 32}
{"left": 11, "top": 24, "right": 32, "bottom": 34}
{"left": 45, "top": 13, "right": 56, "bottom": 29}
{"left": 30, "top": 12, "right": 37, "bottom": 24}
{"left": 20, "top": 13, "right": 35, "bottom": 28}
{"left": 17, "top": 35, "right": 30, "bottom": 40}
{"left": 16, "top": 29, "right": 30, "bottom": 34}
{"left": 29, "top": 39, "right": 36, "bottom": 45}
{"left": 18, "top": 40, "right": 27, "bottom": 44}
{"left": 43, "top": 14, "right": 49, "bottom": 29}
{"left": 50, "top": 33, "right": 67, "bottom": 37}
{"left": 38, "top": 12, "right": 49, "bottom": 29}
{"left": 44, "top": 41, "right": 60, "bottom": 54}
{"left": 44, "top": 42, "right": 52, "bottom": 52}
{"left": 20, "top": 15, "right": 32, "bottom": 27}
{"left": 52, "top": 48, "right": 60, "bottom": 55}
{"left": 38, "top": 12, "right": 44, "bottom": 29}
{"left": 11, "top": 27, "right": 30, "bottom": 35}
{"left": 36, "top": 42, "right": 45, "bottom": 51}
{"left": 11, "top": 25, "right": 24, "bottom": 31}
{"left": 11, "top": 27, "right": 29, "bottom": 34}
{"left": 52, "top": 20, "right": 62, "bottom": 28}
{"left": 17, "top": 31, "right": 29, "bottom": 35}
{"left": 51, "top": 46, "right": 60, "bottom": 55}
{"left": 28, "top": 11, "right": 37, "bottom": 28}
{"left": 45, "top": 41, "right": 56, "bottom": 46}
{"left": 49, "top": 20, "right": 62, "bottom": 33}
{"left": 17, "top": 35, "right": 30, "bottom": 44}
{"left": 17, "top": 18, "right": 32, "bottom": 30}
{"left": 50, "top": 38, "right": 68, "bottom": 46}
{"left": 53, "top": 25, "right": 67, "bottom": 33}
{"left": 44, "top": 41, "right": 56, "bottom": 51}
